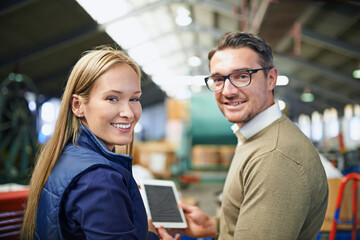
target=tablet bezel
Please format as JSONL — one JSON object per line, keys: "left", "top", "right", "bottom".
{"left": 139, "top": 179, "right": 187, "bottom": 229}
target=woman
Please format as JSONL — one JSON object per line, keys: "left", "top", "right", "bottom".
{"left": 21, "top": 46, "right": 179, "bottom": 240}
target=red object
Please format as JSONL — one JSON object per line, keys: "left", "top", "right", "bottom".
{"left": 329, "top": 173, "right": 360, "bottom": 240}
{"left": 0, "top": 189, "right": 29, "bottom": 240}
{"left": 0, "top": 189, "right": 29, "bottom": 212}
{"left": 179, "top": 174, "right": 200, "bottom": 184}
{"left": 338, "top": 132, "right": 347, "bottom": 154}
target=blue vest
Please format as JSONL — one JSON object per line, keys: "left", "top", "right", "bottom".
{"left": 35, "top": 126, "right": 149, "bottom": 239}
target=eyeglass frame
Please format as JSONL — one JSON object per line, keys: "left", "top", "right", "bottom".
{"left": 204, "top": 67, "right": 271, "bottom": 92}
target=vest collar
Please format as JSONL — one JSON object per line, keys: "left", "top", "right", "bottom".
{"left": 77, "top": 124, "right": 133, "bottom": 170}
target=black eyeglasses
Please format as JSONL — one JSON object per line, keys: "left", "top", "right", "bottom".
{"left": 204, "top": 67, "right": 271, "bottom": 92}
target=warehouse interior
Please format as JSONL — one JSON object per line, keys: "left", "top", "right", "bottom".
{"left": 1, "top": 0, "right": 360, "bottom": 239}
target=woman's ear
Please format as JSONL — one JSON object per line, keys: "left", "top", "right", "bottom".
{"left": 71, "top": 94, "right": 83, "bottom": 117}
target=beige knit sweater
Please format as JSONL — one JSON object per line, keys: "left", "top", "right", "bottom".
{"left": 219, "top": 115, "right": 328, "bottom": 240}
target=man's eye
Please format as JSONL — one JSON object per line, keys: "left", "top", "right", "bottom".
{"left": 232, "top": 72, "right": 249, "bottom": 80}
{"left": 212, "top": 76, "right": 224, "bottom": 83}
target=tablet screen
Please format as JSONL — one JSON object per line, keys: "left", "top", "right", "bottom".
{"left": 143, "top": 184, "right": 182, "bottom": 222}
{"left": 140, "top": 179, "right": 187, "bottom": 228}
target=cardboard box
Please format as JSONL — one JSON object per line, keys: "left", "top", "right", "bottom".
{"left": 219, "top": 146, "right": 236, "bottom": 166}
{"left": 166, "top": 98, "right": 189, "bottom": 120}
{"left": 134, "top": 141, "right": 177, "bottom": 179}
{"left": 192, "top": 145, "right": 220, "bottom": 167}
{"left": 192, "top": 145, "right": 236, "bottom": 167}
{"left": 320, "top": 178, "right": 360, "bottom": 232}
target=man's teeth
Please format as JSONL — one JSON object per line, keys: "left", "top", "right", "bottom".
{"left": 229, "top": 101, "right": 245, "bottom": 105}
{"left": 111, "top": 123, "right": 131, "bottom": 129}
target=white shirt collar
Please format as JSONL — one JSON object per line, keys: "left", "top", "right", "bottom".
{"left": 231, "top": 102, "right": 282, "bottom": 144}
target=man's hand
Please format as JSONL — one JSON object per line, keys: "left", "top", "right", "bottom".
{"left": 169, "top": 202, "right": 217, "bottom": 238}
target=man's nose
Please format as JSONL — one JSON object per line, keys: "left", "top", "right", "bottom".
{"left": 222, "top": 78, "right": 238, "bottom": 95}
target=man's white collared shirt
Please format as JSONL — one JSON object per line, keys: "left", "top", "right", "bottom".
{"left": 231, "top": 103, "right": 282, "bottom": 146}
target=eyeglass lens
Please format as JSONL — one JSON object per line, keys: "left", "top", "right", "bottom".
{"left": 207, "top": 71, "right": 251, "bottom": 91}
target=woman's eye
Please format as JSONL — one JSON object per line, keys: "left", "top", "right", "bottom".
{"left": 130, "top": 97, "right": 140, "bottom": 102}
{"left": 107, "top": 96, "right": 118, "bottom": 102}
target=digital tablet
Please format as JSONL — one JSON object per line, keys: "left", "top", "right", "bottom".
{"left": 140, "top": 179, "right": 187, "bottom": 229}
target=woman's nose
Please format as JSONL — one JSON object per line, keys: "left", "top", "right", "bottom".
{"left": 119, "top": 103, "right": 134, "bottom": 119}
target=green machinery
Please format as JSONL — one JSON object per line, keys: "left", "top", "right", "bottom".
{"left": 0, "top": 73, "right": 39, "bottom": 184}
{"left": 190, "top": 91, "right": 236, "bottom": 146}
{"left": 175, "top": 91, "right": 237, "bottom": 185}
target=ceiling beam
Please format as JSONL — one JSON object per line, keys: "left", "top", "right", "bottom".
{"left": 199, "top": 0, "right": 242, "bottom": 21}
{"left": 276, "top": 63, "right": 360, "bottom": 104}
{"left": 275, "top": 2, "right": 324, "bottom": 52}
{"left": 276, "top": 87, "right": 322, "bottom": 119}
{"left": 278, "top": 87, "right": 346, "bottom": 121}
{"left": 290, "top": 76, "right": 360, "bottom": 104}
{"left": 287, "top": 82, "right": 347, "bottom": 109}
{"left": 249, "top": 0, "right": 270, "bottom": 34}
{"left": 275, "top": 53, "right": 360, "bottom": 89}
{"left": 277, "top": 82, "right": 343, "bottom": 110}
{"left": 0, "top": 0, "right": 228, "bottom": 72}
{"left": 0, "top": 0, "right": 39, "bottom": 16}
{"left": 0, "top": 24, "right": 101, "bottom": 69}
{"left": 302, "top": 28, "right": 360, "bottom": 59}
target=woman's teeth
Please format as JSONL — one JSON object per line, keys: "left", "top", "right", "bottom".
{"left": 111, "top": 123, "right": 131, "bottom": 129}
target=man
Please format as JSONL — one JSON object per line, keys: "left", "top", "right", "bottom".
{"left": 176, "top": 31, "right": 328, "bottom": 240}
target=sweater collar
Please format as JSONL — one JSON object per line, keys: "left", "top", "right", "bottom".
{"left": 231, "top": 102, "right": 282, "bottom": 145}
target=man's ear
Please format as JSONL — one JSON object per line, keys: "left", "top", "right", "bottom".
{"left": 71, "top": 94, "right": 83, "bottom": 117}
{"left": 268, "top": 67, "right": 278, "bottom": 91}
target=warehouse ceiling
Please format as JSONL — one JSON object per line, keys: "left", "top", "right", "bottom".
{"left": 0, "top": 0, "right": 360, "bottom": 120}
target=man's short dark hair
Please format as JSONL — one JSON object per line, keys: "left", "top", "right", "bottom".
{"left": 208, "top": 31, "right": 275, "bottom": 75}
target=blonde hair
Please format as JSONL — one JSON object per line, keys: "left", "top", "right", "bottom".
{"left": 20, "top": 46, "right": 141, "bottom": 239}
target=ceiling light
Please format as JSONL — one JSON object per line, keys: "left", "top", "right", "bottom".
{"left": 277, "top": 100, "right": 286, "bottom": 110}
{"left": 300, "top": 88, "right": 314, "bottom": 102}
{"left": 311, "top": 111, "right": 323, "bottom": 141}
{"left": 298, "top": 114, "right": 311, "bottom": 138}
{"left": 41, "top": 102, "right": 56, "bottom": 122}
{"left": 187, "top": 56, "right": 202, "bottom": 67}
{"left": 344, "top": 104, "right": 353, "bottom": 119}
{"left": 276, "top": 75, "right": 289, "bottom": 86}
{"left": 301, "top": 93, "right": 314, "bottom": 102}
{"left": 175, "top": 7, "right": 192, "bottom": 26}
{"left": 354, "top": 104, "right": 360, "bottom": 116}
{"left": 349, "top": 116, "right": 360, "bottom": 140}
{"left": 41, "top": 124, "right": 54, "bottom": 136}
{"left": 177, "top": 7, "right": 190, "bottom": 16}
{"left": 176, "top": 15, "right": 192, "bottom": 26}
{"left": 353, "top": 69, "right": 360, "bottom": 79}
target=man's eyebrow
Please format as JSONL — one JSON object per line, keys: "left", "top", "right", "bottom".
{"left": 210, "top": 69, "right": 246, "bottom": 76}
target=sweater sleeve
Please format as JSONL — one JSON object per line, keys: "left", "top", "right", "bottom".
{"left": 61, "top": 167, "right": 159, "bottom": 240}
{"left": 234, "top": 151, "right": 310, "bottom": 240}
